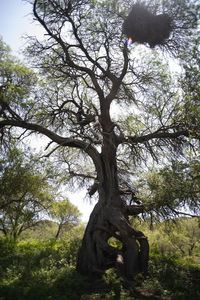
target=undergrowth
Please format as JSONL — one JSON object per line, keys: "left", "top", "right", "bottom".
{"left": 0, "top": 237, "right": 200, "bottom": 300}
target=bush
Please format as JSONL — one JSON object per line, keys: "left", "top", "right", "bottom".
{"left": 1, "top": 236, "right": 200, "bottom": 300}
{"left": 0, "top": 237, "right": 84, "bottom": 300}
{"left": 142, "top": 254, "right": 200, "bottom": 299}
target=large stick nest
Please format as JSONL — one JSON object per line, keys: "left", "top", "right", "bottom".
{"left": 123, "top": 3, "right": 173, "bottom": 48}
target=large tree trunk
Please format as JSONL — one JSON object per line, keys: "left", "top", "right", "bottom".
{"left": 76, "top": 197, "right": 149, "bottom": 280}
{"left": 76, "top": 131, "right": 149, "bottom": 283}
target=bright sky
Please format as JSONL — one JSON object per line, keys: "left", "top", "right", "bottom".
{"left": 0, "top": 0, "right": 94, "bottom": 222}
{"left": 0, "top": 0, "right": 32, "bottom": 54}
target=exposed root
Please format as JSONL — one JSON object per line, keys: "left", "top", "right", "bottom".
{"left": 77, "top": 203, "right": 149, "bottom": 282}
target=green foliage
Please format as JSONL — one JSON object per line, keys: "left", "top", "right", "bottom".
{"left": 0, "top": 236, "right": 85, "bottom": 300}
{"left": 48, "top": 199, "right": 81, "bottom": 226}
{"left": 108, "top": 237, "right": 123, "bottom": 250}
{"left": 0, "top": 219, "right": 200, "bottom": 300}
{"left": 136, "top": 158, "right": 200, "bottom": 219}
{"left": 132, "top": 217, "right": 200, "bottom": 260}
{"left": 102, "top": 269, "right": 133, "bottom": 299}
{"left": 145, "top": 255, "right": 200, "bottom": 300}
{"left": 20, "top": 220, "right": 59, "bottom": 240}
{"left": 48, "top": 199, "right": 81, "bottom": 238}
{"left": 0, "top": 38, "right": 37, "bottom": 119}
{"left": 21, "top": 220, "right": 86, "bottom": 241}
{"left": 0, "top": 145, "right": 54, "bottom": 240}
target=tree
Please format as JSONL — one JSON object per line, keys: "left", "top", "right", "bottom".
{"left": 133, "top": 217, "right": 200, "bottom": 258}
{"left": 48, "top": 199, "right": 81, "bottom": 239}
{"left": 136, "top": 158, "right": 200, "bottom": 222}
{"left": 0, "top": 0, "right": 199, "bottom": 288}
{"left": 0, "top": 38, "right": 37, "bottom": 145}
{"left": 166, "top": 218, "right": 200, "bottom": 257}
{"left": 0, "top": 145, "right": 53, "bottom": 240}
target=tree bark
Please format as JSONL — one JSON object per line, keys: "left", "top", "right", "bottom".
{"left": 76, "top": 193, "right": 149, "bottom": 280}
{"left": 55, "top": 223, "right": 62, "bottom": 239}
{"left": 76, "top": 131, "right": 149, "bottom": 281}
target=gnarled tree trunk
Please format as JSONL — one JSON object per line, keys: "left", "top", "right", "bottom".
{"left": 76, "top": 131, "right": 149, "bottom": 283}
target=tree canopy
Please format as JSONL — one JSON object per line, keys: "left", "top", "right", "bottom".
{"left": 0, "top": 145, "right": 53, "bottom": 240}
{"left": 135, "top": 158, "right": 200, "bottom": 222}
{"left": 49, "top": 199, "right": 81, "bottom": 239}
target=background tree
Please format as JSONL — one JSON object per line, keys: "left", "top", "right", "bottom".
{"left": 0, "top": 0, "right": 199, "bottom": 287}
{"left": 0, "top": 145, "right": 53, "bottom": 240}
{"left": 48, "top": 199, "right": 81, "bottom": 239}
{"left": 132, "top": 216, "right": 200, "bottom": 258}
{"left": 166, "top": 218, "right": 200, "bottom": 257}
{"left": 136, "top": 158, "right": 200, "bottom": 222}
{"left": 0, "top": 38, "right": 37, "bottom": 145}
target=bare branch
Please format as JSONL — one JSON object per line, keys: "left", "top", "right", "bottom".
{"left": 0, "top": 119, "right": 102, "bottom": 176}
{"left": 33, "top": 0, "right": 104, "bottom": 100}
{"left": 128, "top": 128, "right": 190, "bottom": 144}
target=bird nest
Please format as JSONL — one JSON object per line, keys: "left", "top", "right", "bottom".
{"left": 122, "top": 3, "right": 173, "bottom": 48}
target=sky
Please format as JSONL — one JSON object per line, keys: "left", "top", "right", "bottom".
{"left": 0, "top": 0, "right": 95, "bottom": 222}
{"left": 0, "top": 0, "right": 34, "bottom": 55}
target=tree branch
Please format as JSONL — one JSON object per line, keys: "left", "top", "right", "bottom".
{"left": 0, "top": 119, "right": 102, "bottom": 176}
{"left": 171, "top": 208, "right": 199, "bottom": 218}
{"left": 127, "top": 128, "right": 190, "bottom": 144}
{"left": 33, "top": 0, "right": 104, "bottom": 100}
{"left": 106, "top": 44, "right": 129, "bottom": 105}
{"left": 127, "top": 204, "right": 144, "bottom": 216}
